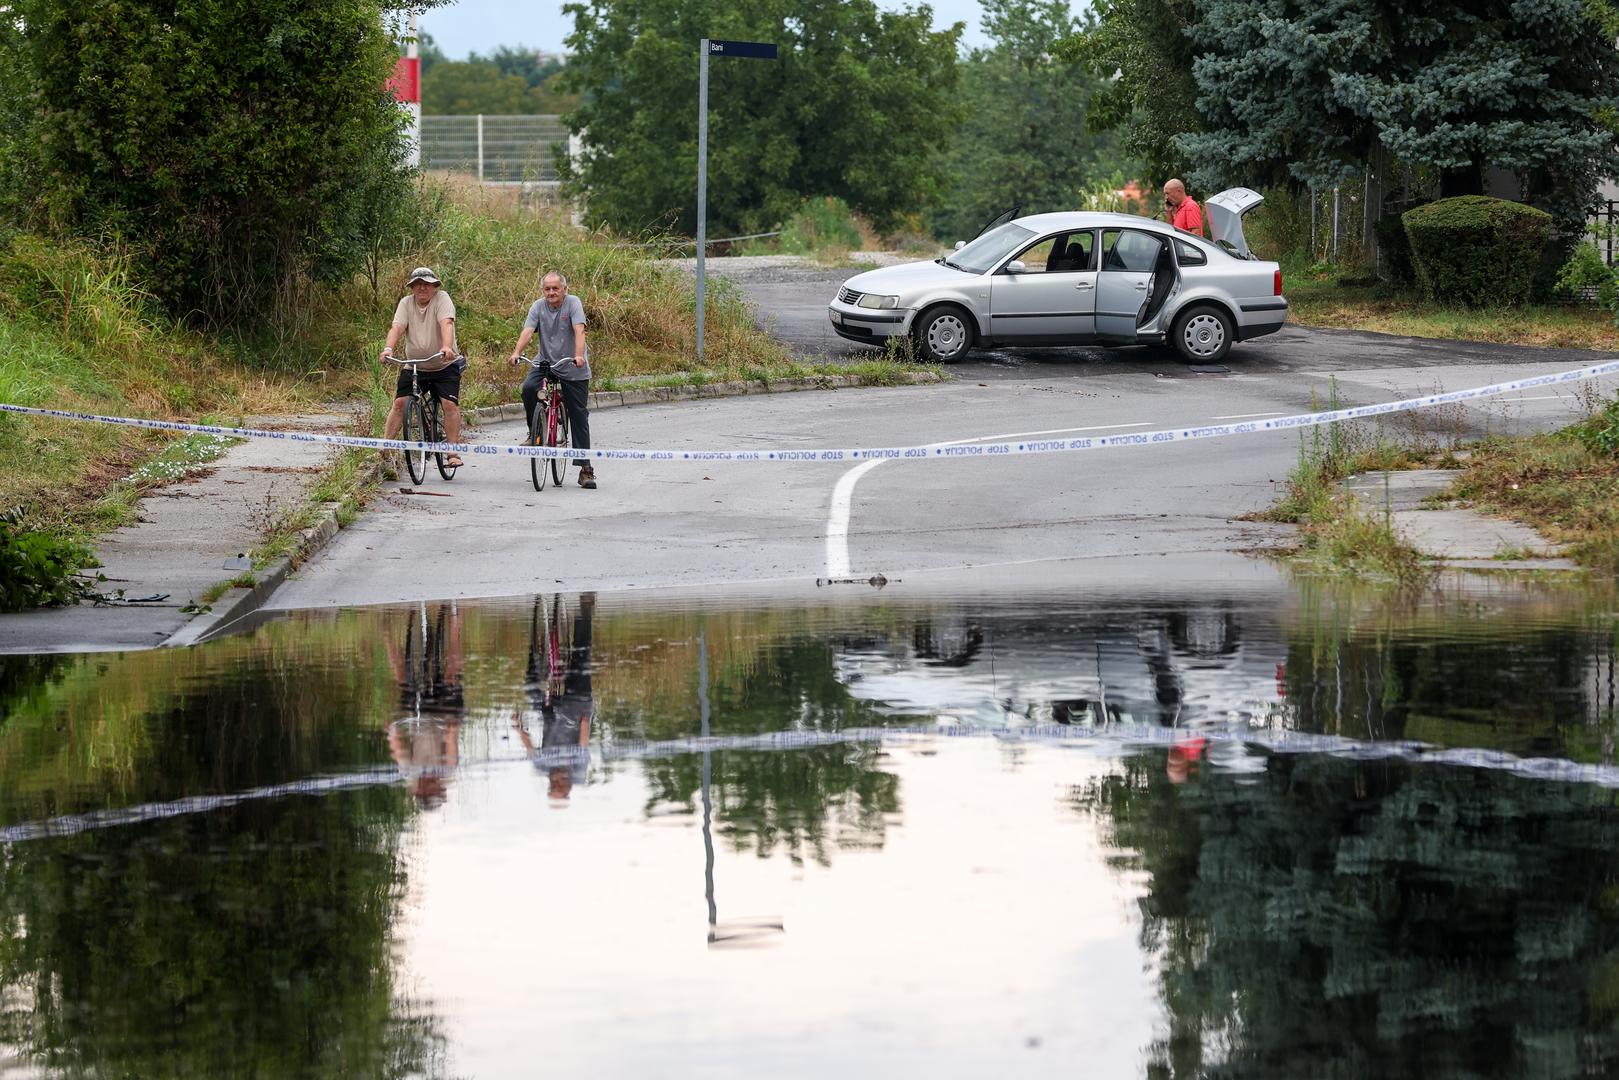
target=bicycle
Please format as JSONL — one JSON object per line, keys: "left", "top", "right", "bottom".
{"left": 520, "top": 355, "right": 573, "bottom": 491}
{"left": 388, "top": 351, "right": 460, "bottom": 484}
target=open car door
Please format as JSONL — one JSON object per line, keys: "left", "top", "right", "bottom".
{"left": 971, "top": 204, "right": 1022, "bottom": 239}
{"left": 1205, "top": 188, "right": 1264, "bottom": 259}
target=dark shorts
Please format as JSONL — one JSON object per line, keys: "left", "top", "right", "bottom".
{"left": 396, "top": 366, "right": 462, "bottom": 404}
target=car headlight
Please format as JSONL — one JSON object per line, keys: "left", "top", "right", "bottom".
{"left": 857, "top": 293, "right": 900, "bottom": 310}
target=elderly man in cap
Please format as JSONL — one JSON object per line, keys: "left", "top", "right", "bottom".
{"left": 380, "top": 267, "right": 464, "bottom": 468}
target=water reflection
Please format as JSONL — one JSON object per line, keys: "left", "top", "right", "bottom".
{"left": 1075, "top": 753, "right": 1619, "bottom": 1078}
{"left": 0, "top": 582, "right": 1612, "bottom": 1076}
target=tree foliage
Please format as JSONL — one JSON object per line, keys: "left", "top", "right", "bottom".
{"left": 1177, "top": 0, "right": 1619, "bottom": 227}
{"left": 1055, "top": 0, "right": 1201, "bottom": 183}
{"left": 1, "top": 0, "right": 436, "bottom": 325}
{"left": 931, "top": 0, "right": 1129, "bottom": 241}
{"left": 560, "top": 0, "right": 962, "bottom": 235}
{"left": 422, "top": 47, "right": 576, "bottom": 114}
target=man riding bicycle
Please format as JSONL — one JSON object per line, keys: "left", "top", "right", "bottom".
{"left": 380, "top": 266, "right": 465, "bottom": 469}
{"left": 508, "top": 271, "right": 596, "bottom": 489}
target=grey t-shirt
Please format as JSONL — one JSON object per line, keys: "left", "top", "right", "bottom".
{"left": 524, "top": 294, "right": 590, "bottom": 380}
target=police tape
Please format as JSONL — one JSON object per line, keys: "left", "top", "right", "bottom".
{"left": 6, "top": 719, "right": 1618, "bottom": 843}
{"left": 3, "top": 357, "right": 1618, "bottom": 463}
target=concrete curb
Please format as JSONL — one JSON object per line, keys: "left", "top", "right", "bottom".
{"left": 462, "top": 369, "right": 946, "bottom": 427}
{"left": 163, "top": 459, "right": 384, "bottom": 647}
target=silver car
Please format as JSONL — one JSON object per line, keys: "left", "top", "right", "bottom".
{"left": 828, "top": 187, "right": 1287, "bottom": 363}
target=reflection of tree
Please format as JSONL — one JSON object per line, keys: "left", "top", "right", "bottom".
{"left": 0, "top": 791, "right": 443, "bottom": 1076}
{"left": 1075, "top": 754, "right": 1619, "bottom": 1078}
{"left": 639, "top": 638, "right": 902, "bottom": 866}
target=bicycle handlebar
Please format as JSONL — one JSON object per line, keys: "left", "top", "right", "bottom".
{"left": 520, "top": 355, "right": 576, "bottom": 371}
{"left": 387, "top": 350, "right": 447, "bottom": 366}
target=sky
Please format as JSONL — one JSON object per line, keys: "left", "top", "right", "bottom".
{"left": 419, "top": 0, "right": 993, "bottom": 59}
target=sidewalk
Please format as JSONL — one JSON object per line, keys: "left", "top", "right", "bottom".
{"left": 0, "top": 416, "right": 346, "bottom": 653}
{"left": 1342, "top": 469, "right": 1579, "bottom": 571}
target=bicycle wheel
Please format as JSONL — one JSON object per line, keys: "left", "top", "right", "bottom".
{"left": 430, "top": 397, "right": 457, "bottom": 481}
{"left": 401, "top": 396, "right": 428, "bottom": 485}
{"left": 546, "top": 592, "right": 570, "bottom": 685}
{"left": 529, "top": 403, "right": 547, "bottom": 491}
{"left": 549, "top": 397, "right": 569, "bottom": 486}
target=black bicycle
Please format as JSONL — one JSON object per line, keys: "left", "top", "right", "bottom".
{"left": 391, "top": 352, "right": 460, "bottom": 484}
{"left": 521, "top": 355, "right": 572, "bottom": 491}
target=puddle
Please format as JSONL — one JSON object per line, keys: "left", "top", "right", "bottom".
{"left": 0, "top": 580, "right": 1616, "bottom": 1076}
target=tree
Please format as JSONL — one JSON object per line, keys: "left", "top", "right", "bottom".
{"left": 1055, "top": 0, "right": 1202, "bottom": 184}
{"left": 3, "top": 0, "right": 434, "bottom": 325}
{"left": 1176, "top": 0, "right": 1619, "bottom": 228}
{"left": 560, "top": 0, "right": 962, "bottom": 235}
{"left": 423, "top": 60, "right": 535, "bottom": 113}
{"left": 931, "top": 0, "right": 1130, "bottom": 241}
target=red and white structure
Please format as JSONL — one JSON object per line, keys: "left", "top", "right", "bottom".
{"left": 387, "top": 12, "right": 422, "bottom": 167}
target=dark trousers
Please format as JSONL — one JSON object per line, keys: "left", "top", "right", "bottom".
{"left": 522, "top": 371, "right": 591, "bottom": 467}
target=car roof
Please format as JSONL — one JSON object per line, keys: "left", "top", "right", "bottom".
{"left": 1010, "top": 211, "right": 1182, "bottom": 236}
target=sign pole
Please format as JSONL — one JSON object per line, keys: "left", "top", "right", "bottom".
{"left": 695, "top": 40, "right": 710, "bottom": 361}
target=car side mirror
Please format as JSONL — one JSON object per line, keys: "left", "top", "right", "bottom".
{"left": 1004, "top": 260, "right": 1027, "bottom": 275}
{"left": 954, "top": 241, "right": 965, "bottom": 250}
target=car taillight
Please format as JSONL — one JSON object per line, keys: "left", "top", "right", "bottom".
{"left": 1274, "top": 269, "right": 1283, "bottom": 296}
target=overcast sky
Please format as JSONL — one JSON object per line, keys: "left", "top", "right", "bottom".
{"left": 420, "top": 0, "right": 994, "bottom": 59}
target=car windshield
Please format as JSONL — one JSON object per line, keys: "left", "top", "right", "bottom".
{"left": 946, "top": 223, "right": 1035, "bottom": 274}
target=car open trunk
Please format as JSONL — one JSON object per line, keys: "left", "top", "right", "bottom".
{"left": 1206, "top": 188, "right": 1264, "bottom": 259}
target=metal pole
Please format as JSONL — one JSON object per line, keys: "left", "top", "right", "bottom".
{"left": 1309, "top": 186, "right": 1317, "bottom": 260}
{"left": 476, "top": 114, "right": 484, "bottom": 182}
{"left": 698, "top": 635, "right": 717, "bottom": 940}
{"left": 1332, "top": 187, "right": 1341, "bottom": 262}
{"left": 405, "top": 13, "right": 420, "bottom": 168}
{"left": 695, "top": 40, "right": 710, "bottom": 361}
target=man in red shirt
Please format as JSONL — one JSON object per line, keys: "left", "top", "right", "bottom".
{"left": 1163, "top": 178, "right": 1205, "bottom": 237}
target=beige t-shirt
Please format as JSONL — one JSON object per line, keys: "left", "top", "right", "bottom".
{"left": 392, "top": 290, "right": 457, "bottom": 371}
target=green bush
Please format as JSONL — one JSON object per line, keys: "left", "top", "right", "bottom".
{"left": 1402, "top": 196, "right": 1552, "bottom": 307}
{"left": 1555, "top": 242, "right": 1619, "bottom": 306}
{"left": 778, "top": 197, "right": 864, "bottom": 255}
{"left": 0, "top": 507, "right": 95, "bottom": 611}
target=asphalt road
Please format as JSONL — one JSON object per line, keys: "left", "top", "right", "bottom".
{"left": 266, "top": 339, "right": 1605, "bottom": 610}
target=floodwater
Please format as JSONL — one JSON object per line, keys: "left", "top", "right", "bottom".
{"left": 1, "top": 576, "right": 1617, "bottom": 1078}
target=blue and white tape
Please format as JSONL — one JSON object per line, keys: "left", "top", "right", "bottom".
{"left": 3, "top": 359, "right": 1616, "bottom": 462}
{"left": 6, "top": 720, "right": 1618, "bottom": 842}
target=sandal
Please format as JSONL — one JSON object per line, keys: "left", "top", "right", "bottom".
{"left": 444, "top": 454, "right": 464, "bottom": 468}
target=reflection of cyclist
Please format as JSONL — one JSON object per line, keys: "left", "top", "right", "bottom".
{"left": 384, "top": 602, "right": 466, "bottom": 809}
{"left": 513, "top": 592, "right": 595, "bottom": 800}
{"left": 506, "top": 271, "right": 595, "bottom": 489}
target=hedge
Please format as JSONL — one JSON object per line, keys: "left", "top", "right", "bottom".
{"left": 1402, "top": 196, "right": 1552, "bottom": 307}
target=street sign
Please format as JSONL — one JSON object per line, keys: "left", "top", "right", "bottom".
{"left": 707, "top": 39, "right": 778, "bottom": 60}
{"left": 695, "top": 37, "right": 779, "bottom": 360}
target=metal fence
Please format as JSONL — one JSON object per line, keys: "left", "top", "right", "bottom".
{"left": 420, "top": 114, "right": 570, "bottom": 185}
{"left": 1589, "top": 200, "right": 1618, "bottom": 265}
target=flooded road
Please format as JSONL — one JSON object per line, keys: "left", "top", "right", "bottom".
{"left": 1, "top": 574, "right": 1616, "bottom": 1077}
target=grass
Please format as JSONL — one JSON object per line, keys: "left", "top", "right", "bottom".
{"left": 1280, "top": 256, "right": 1619, "bottom": 350}
{"left": 1255, "top": 380, "right": 1431, "bottom": 583}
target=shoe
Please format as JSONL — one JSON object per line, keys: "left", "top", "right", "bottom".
{"left": 381, "top": 452, "right": 400, "bottom": 481}
{"left": 444, "top": 454, "right": 464, "bottom": 468}
{"left": 578, "top": 466, "right": 597, "bottom": 490}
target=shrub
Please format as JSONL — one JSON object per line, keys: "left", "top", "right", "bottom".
{"left": 1555, "top": 241, "right": 1619, "bottom": 307}
{"left": 778, "top": 197, "right": 864, "bottom": 256}
{"left": 1402, "top": 196, "right": 1552, "bottom": 307}
{"left": 0, "top": 507, "right": 95, "bottom": 612}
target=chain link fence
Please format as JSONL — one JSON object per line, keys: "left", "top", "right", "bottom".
{"left": 420, "top": 115, "right": 571, "bottom": 185}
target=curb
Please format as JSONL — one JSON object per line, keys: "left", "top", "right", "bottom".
{"left": 462, "top": 369, "right": 946, "bottom": 427}
{"left": 163, "top": 459, "right": 384, "bottom": 647}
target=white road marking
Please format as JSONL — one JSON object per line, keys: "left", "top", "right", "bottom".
{"left": 824, "top": 421, "right": 1149, "bottom": 577}
{"left": 1210, "top": 411, "right": 1286, "bottom": 420}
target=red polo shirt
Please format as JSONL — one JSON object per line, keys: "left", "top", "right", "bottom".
{"left": 1172, "top": 197, "right": 1205, "bottom": 237}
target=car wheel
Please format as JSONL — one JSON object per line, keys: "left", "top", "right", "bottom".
{"left": 1172, "top": 304, "right": 1233, "bottom": 364}
{"left": 914, "top": 306, "right": 973, "bottom": 362}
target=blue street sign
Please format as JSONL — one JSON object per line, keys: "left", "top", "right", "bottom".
{"left": 707, "top": 39, "right": 777, "bottom": 60}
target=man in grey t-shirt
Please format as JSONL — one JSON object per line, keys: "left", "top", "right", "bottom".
{"left": 508, "top": 271, "right": 596, "bottom": 489}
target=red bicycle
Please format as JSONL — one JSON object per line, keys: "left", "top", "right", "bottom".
{"left": 521, "top": 355, "right": 572, "bottom": 491}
